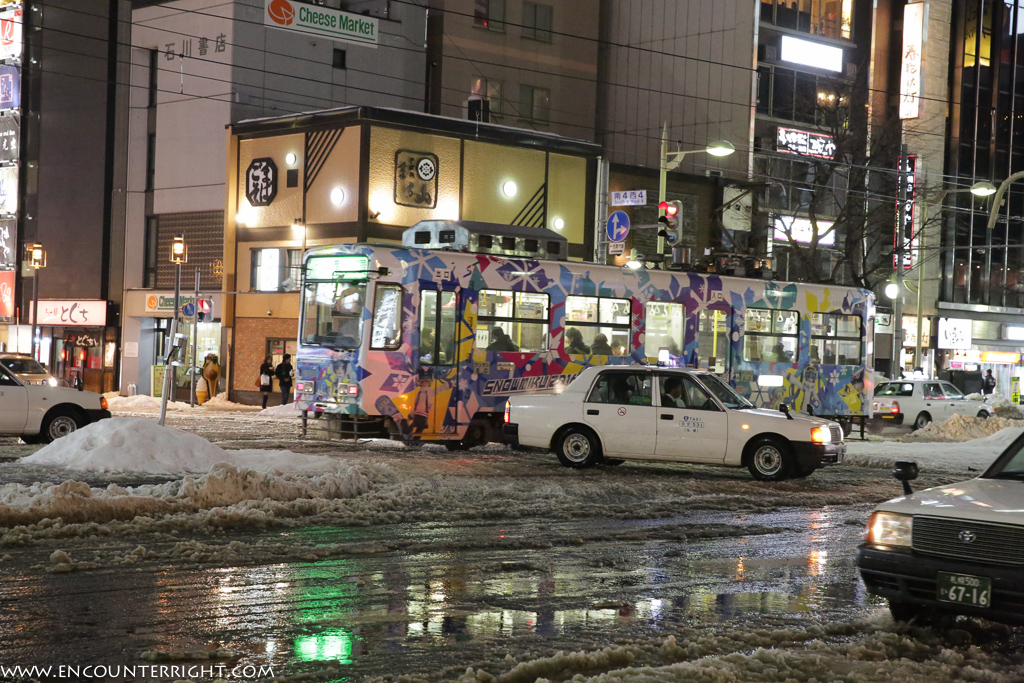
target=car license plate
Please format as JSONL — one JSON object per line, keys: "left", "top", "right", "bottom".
{"left": 937, "top": 572, "right": 991, "bottom": 608}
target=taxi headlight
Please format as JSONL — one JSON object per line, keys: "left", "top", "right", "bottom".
{"left": 810, "top": 426, "right": 829, "bottom": 444}
{"left": 865, "top": 511, "right": 912, "bottom": 547}
{"left": 48, "top": 377, "right": 58, "bottom": 387}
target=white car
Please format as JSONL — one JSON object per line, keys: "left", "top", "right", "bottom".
{"left": 0, "top": 353, "right": 61, "bottom": 386}
{"left": 502, "top": 366, "right": 846, "bottom": 481}
{"left": 872, "top": 379, "right": 995, "bottom": 431}
{"left": 0, "top": 363, "right": 111, "bottom": 443}
{"left": 857, "top": 449, "right": 1024, "bottom": 626}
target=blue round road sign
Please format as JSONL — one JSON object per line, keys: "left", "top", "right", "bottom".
{"left": 607, "top": 210, "right": 630, "bottom": 242}
{"left": 182, "top": 302, "right": 196, "bottom": 317}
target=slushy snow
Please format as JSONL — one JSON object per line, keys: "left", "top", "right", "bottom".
{"left": 897, "top": 413, "right": 1021, "bottom": 442}
{"left": 258, "top": 402, "right": 301, "bottom": 418}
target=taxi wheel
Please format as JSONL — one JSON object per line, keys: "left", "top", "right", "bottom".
{"left": 913, "top": 413, "right": 931, "bottom": 430}
{"left": 42, "top": 408, "right": 84, "bottom": 443}
{"left": 554, "top": 426, "right": 601, "bottom": 468}
{"left": 977, "top": 411, "right": 990, "bottom": 419}
{"left": 746, "top": 438, "right": 794, "bottom": 481}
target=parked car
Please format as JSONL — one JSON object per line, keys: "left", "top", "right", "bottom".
{"left": 0, "top": 363, "right": 110, "bottom": 443}
{"left": 0, "top": 353, "right": 61, "bottom": 386}
{"left": 502, "top": 366, "right": 845, "bottom": 481}
{"left": 857, "top": 449, "right": 1024, "bottom": 626}
{"left": 871, "top": 379, "right": 995, "bottom": 431}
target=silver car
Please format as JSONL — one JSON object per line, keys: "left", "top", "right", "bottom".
{"left": 0, "top": 354, "right": 61, "bottom": 387}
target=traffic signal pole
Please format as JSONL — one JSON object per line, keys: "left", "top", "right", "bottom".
{"left": 190, "top": 268, "right": 200, "bottom": 407}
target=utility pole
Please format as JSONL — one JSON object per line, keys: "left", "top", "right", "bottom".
{"left": 189, "top": 267, "right": 200, "bottom": 407}
{"left": 893, "top": 143, "right": 909, "bottom": 379}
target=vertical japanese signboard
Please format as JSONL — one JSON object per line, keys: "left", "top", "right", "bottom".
{"left": 900, "top": 2, "right": 925, "bottom": 119}
{"left": 895, "top": 155, "right": 917, "bottom": 269}
{"left": 0, "top": 112, "right": 18, "bottom": 163}
{"left": 0, "top": 8, "right": 21, "bottom": 62}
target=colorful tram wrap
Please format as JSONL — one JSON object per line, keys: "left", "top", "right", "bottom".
{"left": 296, "top": 244, "right": 875, "bottom": 444}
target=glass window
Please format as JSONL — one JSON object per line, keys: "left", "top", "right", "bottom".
{"left": 923, "top": 382, "right": 945, "bottom": 400}
{"left": 809, "top": 313, "right": 861, "bottom": 365}
{"left": 420, "top": 290, "right": 457, "bottom": 366}
{"left": 875, "top": 382, "right": 914, "bottom": 397}
{"left": 565, "top": 295, "right": 631, "bottom": 357}
{"left": 251, "top": 248, "right": 302, "bottom": 292}
{"left": 471, "top": 76, "right": 503, "bottom": 114}
{"left": 475, "top": 290, "right": 549, "bottom": 353}
{"left": 742, "top": 309, "right": 799, "bottom": 363}
{"left": 681, "top": 375, "right": 719, "bottom": 411}
{"left": 519, "top": 84, "right": 550, "bottom": 122}
{"left": 522, "top": 1, "right": 553, "bottom": 41}
{"left": 474, "top": 0, "right": 505, "bottom": 31}
{"left": 941, "top": 383, "right": 965, "bottom": 399}
{"left": 644, "top": 302, "right": 685, "bottom": 360}
{"left": 698, "top": 309, "right": 728, "bottom": 373}
{"left": 302, "top": 281, "right": 366, "bottom": 349}
{"left": 370, "top": 284, "right": 402, "bottom": 350}
{"left": 586, "top": 371, "right": 653, "bottom": 406}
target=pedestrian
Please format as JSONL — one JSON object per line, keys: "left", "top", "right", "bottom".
{"left": 983, "top": 369, "right": 997, "bottom": 395}
{"left": 258, "top": 355, "right": 274, "bottom": 409}
{"left": 275, "top": 353, "right": 294, "bottom": 405}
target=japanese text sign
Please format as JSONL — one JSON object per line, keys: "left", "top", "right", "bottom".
{"left": 776, "top": 127, "right": 836, "bottom": 159}
{"left": 900, "top": 3, "right": 925, "bottom": 119}
{"left": 31, "top": 300, "right": 107, "bottom": 327}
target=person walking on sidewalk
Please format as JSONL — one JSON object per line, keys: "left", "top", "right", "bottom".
{"left": 983, "top": 369, "right": 997, "bottom": 395}
{"left": 275, "top": 354, "right": 294, "bottom": 405}
{"left": 258, "top": 355, "right": 274, "bottom": 409}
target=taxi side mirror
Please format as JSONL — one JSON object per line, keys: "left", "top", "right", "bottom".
{"left": 893, "top": 460, "right": 919, "bottom": 495}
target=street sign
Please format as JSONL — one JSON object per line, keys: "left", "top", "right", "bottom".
{"left": 607, "top": 211, "right": 630, "bottom": 242}
{"left": 182, "top": 302, "right": 196, "bottom": 317}
{"left": 610, "top": 190, "right": 646, "bottom": 206}
{"left": 608, "top": 242, "right": 625, "bottom": 255}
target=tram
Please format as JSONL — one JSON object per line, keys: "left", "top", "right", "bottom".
{"left": 294, "top": 220, "right": 874, "bottom": 445}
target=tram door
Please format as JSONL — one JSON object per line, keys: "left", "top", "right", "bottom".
{"left": 415, "top": 287, "right": 460, "bottom": 438}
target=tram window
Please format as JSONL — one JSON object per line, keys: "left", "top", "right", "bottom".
{"left": 501, "top": 236, "right": 516, "bottom": 249}
{"left": 565, "top": 295, "right": 631, "bottom": 357}
{"left": 809, "top": 312, "right": 861, "bottom": 364}
{"left": 476, "top": 290, "right": 549, "bottom": 353}
{"left": 479, "top": 235, "right": 494, "bottom": 249}
{"left": 698, "top": 309, "right": 728, "bottom": 373}
{"left": 370, "top": 284, "right": 403, "bottom": 349}
{"left": 414, "top": 231, "right": 431, "bottom": 244}
{"left": 743, "top": 308, "right": 799, "bottom": 363}
{"left": 547, "top": 241, "right": 561, "bottom": 256}
{"left": 524, "top": 238, "right": 538, "bottom": 252}
{"left": 644, "top": 302, "right": 684, "bottom": 360}
{"left": 419, "top": 290, "right": 457, "bottom": 366}
{"left": 302, "top": 281, "right": 366, "bottom": 350}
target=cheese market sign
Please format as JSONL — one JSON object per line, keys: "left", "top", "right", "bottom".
{"left": 264, "top": 0, "right": 379, "bottom": 48}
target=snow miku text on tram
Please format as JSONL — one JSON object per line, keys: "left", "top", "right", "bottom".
{"left": 294, "top": 220, "right": 875, "bottom": 446}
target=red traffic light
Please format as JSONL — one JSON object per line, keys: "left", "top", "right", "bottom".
{"left": 658, "top": 201, "right": 679, "bottom": 216}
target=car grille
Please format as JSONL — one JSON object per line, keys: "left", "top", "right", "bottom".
{"left": 829, "top": 425, "right": 843, "bottom": 443}
{"left": 913, "top": 516, "right": 1024, "bottom": 566}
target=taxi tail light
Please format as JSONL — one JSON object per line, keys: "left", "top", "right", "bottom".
{"left": 890, "top": 401, "right": 900, "bottom": 414}
{"left": 347, "top": 384, "right": 359, "bottom": 396}
{"left": 100, "top": 396, "right": 108, "bottom": 410}
{"left": 504, "top": 400, "right": 511, "bottom": 424}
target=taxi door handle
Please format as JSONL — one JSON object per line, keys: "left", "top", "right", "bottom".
{"left": 587, "top": 409, "right": 599, "bottom": 415}
{"left": 660, "top": 414, "right": 674, "bottom": 420}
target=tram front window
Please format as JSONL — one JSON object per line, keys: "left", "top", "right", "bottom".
{"left": 302, "top": 281, "right": 367, "bottom": 349}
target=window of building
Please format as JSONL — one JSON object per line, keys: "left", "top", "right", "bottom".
{"left": 586, "top": 371, "right": 653, "bottom": 406}
{"left": 698, "top": 309, "right": 729, "bottom": 373}
{"left": 370, "top": 284, "right": 402, "bottom": 349}
{"left": 470, "top": 76, "right": 503, "bottom": 114}
{"left": 474, "top": 0, "right": 505, "bottom": 31}
{"left": 148, "top": 49, "right": 159, "bottom": 108}
{"left": 333, "top": 48, "right": 346, "bottom": 70}
{"left": 565, "top": 296, "right": 631, "bottom": 357}
{"left": 522, "top": 2, "right": 553, "bottom": 41}
{"left": 143, "top": 217, "right": 158, "bottom": 288}
{"left": 743, "top": 308, "right": 799, "bottom": 362}
{"left": 145, "top": 133, "right": 156, "bottom": 192}
{"left": 419, "top": 290, "right": 457, "bottom": 366}
{"left": 809, "top": 312, "right": 860, "bottom": 364}
{"left": 251, "top": 248, "right": 302, "bottom": 292}
{"left": 519, "top": 84, "right": 550, "bottom": 122}
{"left": 644, "top": 301, "right": 684, "bottom": 360}
{"left": 475, "top": 289, "right": 549, "bottom": 353}
{"left": 760, "top": 0, "right": 851, "bottom": 40}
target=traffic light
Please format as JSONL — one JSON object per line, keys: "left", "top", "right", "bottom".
{"left": 197, "top": 298, "right": 213, "bottom": 322}
{"left": 657, "top": 200, "right": 684, "bottom": 244}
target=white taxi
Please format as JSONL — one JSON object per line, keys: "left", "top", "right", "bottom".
{"left": 0, "top": 363, "right": 111, "bottom": 443}
{"left": 502, "top": 366, "right": 845, "bottom": 481}
{"left": 857, "top": 448, "right": 1024, "bottom": 626}
{"left": 871, "top": 379, "right": 995, "bottom": 431}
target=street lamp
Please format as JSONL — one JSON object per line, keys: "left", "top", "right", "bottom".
{"left": 160, "top": 235, "right": 188, "bottom": 426}
{"left": 658, "top": 124, "right": 735, "bottom": 254}
{"left": 26, "top": 243, "right": 45, "bottom": 362}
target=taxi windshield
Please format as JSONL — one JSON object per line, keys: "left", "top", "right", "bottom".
{"left": 983, "top": 435, "right": 1024, "bottom": 480}
{"left": 696, "top": 374, "right": 754, "bottom": 409}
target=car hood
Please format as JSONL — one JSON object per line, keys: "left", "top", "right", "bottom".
{"left": 24, "top": 384, "right": 103, "bottom": 407}
{"left": 736, "top": 408, "right": 835, "bottom": 427}
{"left": 876, "top": 478, "right": 1024, "bottom": 525}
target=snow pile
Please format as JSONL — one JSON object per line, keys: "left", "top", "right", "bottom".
{"left": 986, "top": 395, "right": 1024, "bottom": 419}
{"left": 258, "top": 402, "right": 301, "bottom": 419}
{"left": 201, "top": 392, "right": 260, "bottom": 411}
{"left": 847, "top": 426, "right": 1024, "bottom": 471}
{"left": 0, "top": 462, "right": 372, "bottom": 528}
{"left": 106, "top": 394, "right": 189, "bottom": 412}
{"left": 898, "top": 413, "right": 1021, "bottom": 442}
